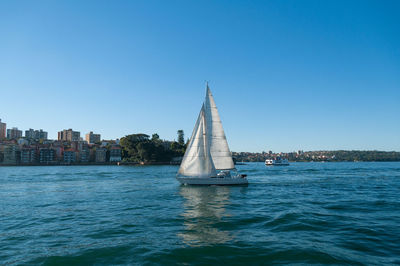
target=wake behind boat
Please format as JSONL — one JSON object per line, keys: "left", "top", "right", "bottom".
{"left": 176, "top": 84, "right": 248, "bottom": 186}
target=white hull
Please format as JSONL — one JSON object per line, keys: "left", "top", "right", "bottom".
{"left": 177, "top": 176, "right": 248, "bottom": 186}
{"left": 265, "top": 158, "right": 289, "bottom": 166}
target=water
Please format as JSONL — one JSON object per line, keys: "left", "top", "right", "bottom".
{"left": 1, "top": 162, "right": 399, "bottom": 265}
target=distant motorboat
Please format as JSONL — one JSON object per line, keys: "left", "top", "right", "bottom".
{"left": 265, "top": 157, "right": 289, "bottom": 166}
{"left": 176, "top": 84, "right": 248, "bottom": 186}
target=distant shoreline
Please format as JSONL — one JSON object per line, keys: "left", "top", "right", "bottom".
{"left": 0, "top": 161, "right": 181, "bottom": 167}
{"left": 233, "top": 150, "right": 400, "bottom": 163}
{"left": 1, "top": 160, "right": 399, "bottom": 167}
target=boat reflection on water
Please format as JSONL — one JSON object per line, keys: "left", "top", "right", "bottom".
{"left": 178, "top": 186, "right": 234, "bottom": 246}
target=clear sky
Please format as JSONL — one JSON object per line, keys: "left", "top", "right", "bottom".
{"left": 0, "top": 0, "right": 399, "bottom": 152}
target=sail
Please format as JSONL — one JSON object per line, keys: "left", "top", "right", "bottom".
{"left": 178, "top": 104, "right": 217, "bottom": 177}
{"left": 204, "top": 86, "right": 235, "bottom": 170}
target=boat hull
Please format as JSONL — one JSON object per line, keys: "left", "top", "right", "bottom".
{"left": 176, "top": 176, "right": 248, "bottom": 186}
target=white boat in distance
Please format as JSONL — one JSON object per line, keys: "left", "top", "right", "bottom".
{"left": 176, "top": 84, "right": 248, "bottom": 186}
{"left": 265, "top": 157, "right": 289, "bottom": 166}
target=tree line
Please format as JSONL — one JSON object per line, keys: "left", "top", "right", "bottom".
{"left": 233, "top": 150, "right": 400, "bottom": 162}
{"left": 120, "top": 130, "right": 186, "bottom": 163}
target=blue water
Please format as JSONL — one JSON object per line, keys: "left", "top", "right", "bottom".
{"left": 1, "top": 162, "right": 399, "bottom": 265}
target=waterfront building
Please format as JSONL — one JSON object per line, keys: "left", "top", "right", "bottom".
{"left": 100, "top": 140, "right": 119, "bottom": 147}
{"left": 70, "top": 141, "right": 89, "bottom": 162}
{"left": 0, "top": 119, "right": 6, "bottom": 140}
{"left": 71, "top": 141, "right": 88, "bottom": 152}
{"left": 79, "top": 149, "right": 90, "bottom": 163}
{"left": 7, "top": 127, "right": 23, "bottom": 140}
{"left": 21, "top": 148, "right": 37, "bottom": 164}
{"left": 25, "top": 129, "right": 48, "bottom": 140}
{"left": 58, "top": 129, "right": 80, "bottom": 142}
{"left": 89, "top": 148, "right": 94, "bottom": 162}
{"left": 63, "top": 149, "right": 76, "bottom": 163}
{"left": 85, "top": 131, "right": 101, "bottom": 144}
{"left": 18, "top": 138, "right": 29, "bottom": 146}
{"left": 79, "top": 142, "right": 90, "bottom": 163}
{"left": 52, "top": 146, "right": 64, "bottom": 162}
{"left": 109, "top": 146, "right": 122, "bottom": 162}
{"left": 25, "top": 129, "right": 35, "bottom": 139}
{"left": 2, "top": 144, "right": 20, "bottom": 164}
{"left": 95, "top": 148, "right": 107, "bottom": 163}
{"left": 39, "top": 148, "right": 55, "bottom": 164}
{"left": 42, "top": 140, "right": 55, "bottom": 145}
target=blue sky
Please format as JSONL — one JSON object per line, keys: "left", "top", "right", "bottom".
{"left": 0, "top": 0, "right": 399, "bottom": 152}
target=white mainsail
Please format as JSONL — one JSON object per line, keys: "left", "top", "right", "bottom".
{"left": 178, "top": 104, "right": 217, "bottom": 177}
{"left": 178, "top": 85, "right": 235, "bottom": 178}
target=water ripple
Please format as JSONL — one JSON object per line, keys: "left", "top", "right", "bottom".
{"left": 0, "top": 162, "right": 399, "bottom": 265}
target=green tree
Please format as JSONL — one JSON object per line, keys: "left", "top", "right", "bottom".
{"left": 120, "top": 134, "right": 150, "bottom": 162}
{"left": 177, "top": 130, "right": 184, "bottom": 145}
{"left": 120, "top": 133, "right": 177, "bottom": 163}
{"left": 151, "top": 133, "right": 160, "bottom": 142}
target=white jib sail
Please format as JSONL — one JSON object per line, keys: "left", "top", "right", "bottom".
{"left": 204, "top": 86, "right": 235, "bottom": 170}
{"left": 178, "top": 104, "right": 217, "bottom": 177}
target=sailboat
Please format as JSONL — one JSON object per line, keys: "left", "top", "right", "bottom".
{"left": 176, "top": 84, "right": 248, "bottom": 185}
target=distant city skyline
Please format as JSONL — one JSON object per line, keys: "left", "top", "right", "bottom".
{"left": 1, "top": 1, "right": 399, "bottom": 152}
